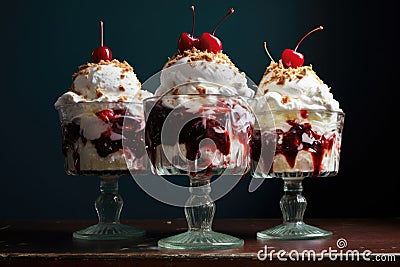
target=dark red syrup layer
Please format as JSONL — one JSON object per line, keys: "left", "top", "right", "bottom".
{"left": 61, "top": 108, "right": 145, "bottom": 172}
{"left": 144, "top": 100, "right": 231, "bottom": 163}
{"left": 251, "top": 119, "right": 335, "bottom": 176}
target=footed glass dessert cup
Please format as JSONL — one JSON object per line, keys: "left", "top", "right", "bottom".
{"left": 56, "top": 102, "right": 147, "bottom": 240}
{"left": 251, "top": 109, "right": 345, "bottom": 240}
{"left": 144, "top": 93, "right": 255, "bottom": 250}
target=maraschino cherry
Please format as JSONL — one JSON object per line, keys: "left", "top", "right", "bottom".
{"left": 198, "top": 8, "right": 234, "bottom": 53}
{"left": 96, "top": 109, "right": 115, "bottom": 122}
{"left": 281, "top": 26, "right": 323, "bottom": 68}
{"left": 178, "top": 6, "right": 199, "bottom": 53}
{"left": 91, "top": 20, "right": 112, "bottom": 63}
{"left": 177, "top": 6, "right": 234, "bottom": 54}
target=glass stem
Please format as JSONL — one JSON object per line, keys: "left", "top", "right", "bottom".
{"left": 280, "top": 178, "right": 307, "bottom": 223}
{"left": 95, "top": 175, "right": 122, "bottom": 224}
{"left": 185, "top": 177, "right": 215, "bottom": 232}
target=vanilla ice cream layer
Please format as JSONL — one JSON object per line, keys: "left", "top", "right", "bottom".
{"left": 64, "top": 138, "right": 146, "bottom": 172}
{"left": 70, "top": 139, "right": 127, "bottom": 171}
{"left": 152, "top": 136, "right": 249, "bottom": 175}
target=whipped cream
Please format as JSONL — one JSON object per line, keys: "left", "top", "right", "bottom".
{"left": 255, "top": 60, "right": 341, "bottom": 112}
{"left": 251, "top": 60, "right": 343, "bottom": 128}
{"left": 154, "top": 48, "right": 255, "bottom": 98}
{"left": 54, "top": 59, "right": 153, "bottom": 108}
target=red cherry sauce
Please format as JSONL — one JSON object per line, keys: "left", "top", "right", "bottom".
{"left": 179, "top": 117, "right": 230, "bottom": 160}
{"left": 251, "top": 120, "right": 335, "bottom": 176}
{"left": 145, "top": 99, "right": 233, "bottom": 172}
{"left": 61, "top": 108, "right": 145, "bottom": 172}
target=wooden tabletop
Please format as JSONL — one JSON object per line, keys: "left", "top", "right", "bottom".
{"left": 0, "top": 218, "right": 399, "bottom": 266}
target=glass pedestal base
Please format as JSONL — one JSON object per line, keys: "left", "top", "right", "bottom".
{"left": 257, "top": 222, "right": 332, "bottom": 240}
{"left": 73, "top": 222, "right": 145, "bottom": 240}
{"left": 71, "top": 175, "right": 146, "bottom": 240}
{"left": 158, "top": 230, "right": 244, "bottom": 250}
{"left": 256, "top": 178, "right": 332, "bottom": 240}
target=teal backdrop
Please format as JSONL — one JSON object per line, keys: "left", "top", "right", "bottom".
{"left": 1, "top": 0, "right": 399, "bottom": 220}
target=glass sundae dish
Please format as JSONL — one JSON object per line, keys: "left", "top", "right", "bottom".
{"left": 144, "top": 92, "right": 254, "bottom": 249}
{"left": 56, "top": 102, "right": 149, "bottom": 240}
{"left": 251, "top": 109, "right": 344, "bottom": 240}
{"left": 140, "top": 5, "right": 256, "bottom": 249}
{"left": 250, "top": 27, "right": 345, "bottom": 240}
{"left": 54, "top": 21, "right": 153, "bottom": 240}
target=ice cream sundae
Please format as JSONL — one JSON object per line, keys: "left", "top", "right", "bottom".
{"left": 55, "top": 59, "right": 152, "bottom": 174}
{"left": 54, "top": 21, "right": 152, "bottom": 240}
{"left": 55, "top": 22, "right": 153, "bottom": 175}
{"left": 250, "top": 26, "right": 345, "bottom": 240}
{"left": 142, "top": 6, "right": 254, "bottom": 249}
{"left": 145, "top": 6, "right": 255, "bottom": 177}
{"left": 251, "top": 26, "right": 344, "bottom": 177}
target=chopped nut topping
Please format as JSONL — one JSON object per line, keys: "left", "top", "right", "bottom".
{"left": 281, "top": 95, "right": 291, "bottom": 104}
{"left": 260, "top": 60, "right": 324, "bottom": 88}
{"left": 118, "top": 96, "right": 128, "bottom": 102}
{"left": 95, "top": 89, "right": 104, "bottom": 97}
{"left": 136, "top": 92, "right": 143, "bottom": 101}
{"left": 196, "top": 86, "right": 206, "bottom": 94}
{"left": 72, "top": 59, "right": 134, "bottom": 81}
{"left": 172, "top": 88, "right": 180, "bottom": 95}
{"left": 164, "top": 47, "right": 239, "bottom": 73}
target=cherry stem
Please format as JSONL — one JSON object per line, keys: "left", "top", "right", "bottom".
{"left": 99, "top": 20, "right": 104, "bottom": 47}
{"left": 190, "top": 6, "right": 195, "bottom": 37}
{"left": 263, "top": 41, "right": 275, "bottom": 62}
{"left": 211, "top": 8, "right": 234, "bottom": 35}
{"left": 294, "top": 26, "right": 323, "bottom": 52}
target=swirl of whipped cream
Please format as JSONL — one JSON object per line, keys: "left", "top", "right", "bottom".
{"left": 54, "top": 59, "right": 153, "bottom": 108}
{"left": 155, "top": 48, "right": 255, "bottom": 98}
{"left": 255, "top": 60, "right": 341, "bottom": 112}
{"left": 251, "top": 60, "right": 343, "bottom": 129}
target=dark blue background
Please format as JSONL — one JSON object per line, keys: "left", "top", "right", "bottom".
{"left": 1, "top": 0, "right": 399, "bottom": 220}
